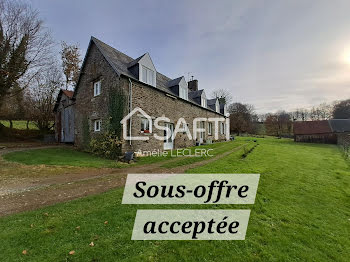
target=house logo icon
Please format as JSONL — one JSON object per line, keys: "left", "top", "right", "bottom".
{"left": 120, "top": 107, "right": 152, "bottom": 141}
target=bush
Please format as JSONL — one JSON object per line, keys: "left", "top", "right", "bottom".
{"left": 89, "top": 132, "right": 123, "bottom": 159}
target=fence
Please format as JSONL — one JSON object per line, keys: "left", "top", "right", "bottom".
{"left": 337, "top": 133, "right": 350, "bottom": 158}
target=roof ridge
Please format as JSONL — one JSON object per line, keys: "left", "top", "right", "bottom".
{"left": 91, "top": 36, "right": 135, "bottom": 60}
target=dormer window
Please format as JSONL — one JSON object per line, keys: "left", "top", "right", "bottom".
{"left": 201, "top": 96, "right": 207, "bottom": 108}
{"left": 141, "top": 65, "right": 155, "bottom": 86}
{"left": 179, "top": 85, "right": 188, "bottom": 100}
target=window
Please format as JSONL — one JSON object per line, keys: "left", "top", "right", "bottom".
{"left": 179, "top": 86, "right": 188, "bottom": 100}
{"left": 220, "top": 123, "right": 225, "bottom": 135}
{"left": 208, "top": 122, "right": 212, "bottom": 135}
{"left": 141, "top": 118, "right": 150, "bottom": 133}
{"left": 94, "top": 80, "right": 101, "bottom": 96}
{"left": 94, "top": 120, "right": 102, "bottom": 132}
{"left": 141, "top": 65, "right": 155, "bottom": 86}
{"left": 201, "top": 96, "right": 207, "bottom": 108}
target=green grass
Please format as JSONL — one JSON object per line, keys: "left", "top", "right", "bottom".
{"left": 0, "top": 137, "right": 349, "bottom": 261}
{"left": 0, "top": 120, "right": 38, "bottom": 130}
{"left": 159, "top": 140, "right": 248, "bottom": 168}
{"left": 3, "top": 148, "right": 124, "bottom": 168}
{"left": 135, "top": 140, "right": 239, "bottom": 166}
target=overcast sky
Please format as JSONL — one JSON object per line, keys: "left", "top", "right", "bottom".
{"left": 30, "top": 0, "right": 350, "bottom": 113}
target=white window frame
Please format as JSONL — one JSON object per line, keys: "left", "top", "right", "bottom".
{"left": 141, "top": 117, "right": 151, "bottom": 133}
{"left": 220, "top": 122, "right": 225, "bottom": 135}
{"left": 93, "top": 80, "right": 101, "bottom": 97}
{"left": 141, "top": 65, "right": 155, "bottom": 86}
{"left": 201, "top": 96, "right": 207, "bottom": 108}
{"left": 179, "top": 85, "right": 188, "bottom": 100}
{"left": 94, "top": 119, "right": 102, "bottom": 132}
{"left": 208, "top": 122, "right": 212, "bottom": 135}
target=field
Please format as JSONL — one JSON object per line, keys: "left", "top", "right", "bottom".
{"left": 0, "top": 137, "right": 349, "bottom": 261}
{"left": 0, "top": 120, "right": 38, "bottom": 130}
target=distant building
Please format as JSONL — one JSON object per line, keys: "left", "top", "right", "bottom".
{"left": 293, "top": 119, "right": 350, "bottom": 144}
{"left": 53, "top": 89, "right": 74, "bottom": 143}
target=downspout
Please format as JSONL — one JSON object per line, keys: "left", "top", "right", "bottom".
{"left": 128, "top": 78, "right": 132, "bottom": 146}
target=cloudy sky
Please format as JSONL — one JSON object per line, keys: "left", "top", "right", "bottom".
{"left": 31, "top": 0, "right": 350, "bottom": 113}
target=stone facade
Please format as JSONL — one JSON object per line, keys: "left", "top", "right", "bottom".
{"left": 73, "top": 40, "right": 227, "bottom": 154}
{"left": 74, "top": 43, "right": 123, "bottom": 148}
{"left": 120, "top": 78, "right": 227, "bottom": 153}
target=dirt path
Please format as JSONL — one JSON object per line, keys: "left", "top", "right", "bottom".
{"left": 0, "top": 144, "right": 246, "bottom": 216}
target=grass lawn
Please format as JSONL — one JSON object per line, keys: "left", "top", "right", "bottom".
{"left": 0, "top": 120, "right": 39, "bottom": 130}
{"left": 2, "top": 148, "right": 124, "bottom": 168}
{"left": 3, "top": 141, "right": 245, "bottom": 168}
{"left": 0, "top": 137, "right": 349, "bottom": 261}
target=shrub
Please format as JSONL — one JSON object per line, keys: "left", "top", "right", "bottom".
{"left": 89, "top": 132, "right": 123, "bottom": 159}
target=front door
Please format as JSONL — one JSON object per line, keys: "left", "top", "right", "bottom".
{"left": 164, "top": 123, "right": 174, "bottom": 150}
{"left": 200, "top": 121, "right": 205, "bottom": 144}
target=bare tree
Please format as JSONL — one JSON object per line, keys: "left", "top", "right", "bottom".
{"left": 60, "top": 41, "right": 81, "bottom": 89}
{"left": 0, "top": 0, "right": 53, "bottom": 107}
{"left": 264, "top": 111, "right": 292, "bottom": 137}
{"left": 211, "top": 89, "right": 233, "bottom": 105}
{"left": 25, "top": 64, "right": 63, "bottom": 132}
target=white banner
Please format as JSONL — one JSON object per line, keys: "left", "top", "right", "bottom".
{"left": 132, "top": 209, "right": 251, "bottom": 240}
{"left": 122, "top": 173, "right": 260, "bottom": 204}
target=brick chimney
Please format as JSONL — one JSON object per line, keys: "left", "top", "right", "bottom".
{"left": 188, "top": 79, "right": 198, "bottom": 92}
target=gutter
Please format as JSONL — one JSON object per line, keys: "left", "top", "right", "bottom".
{"left": 129, "top": 78, "right": 132, "bottom": 146}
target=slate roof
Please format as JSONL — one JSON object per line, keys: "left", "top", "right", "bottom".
{"left": 293, "top": 120, "right": 332, "bottom": 135}
{"left": 83, "top": 37, "right": 224, "bottom": 115}
{"left": 90, "top": 38, "right": 179, "bottom": 97}
{"left": 127, "top": 53, "right": 146, "bottom": 68}
{"left": 188, "top": 90, "right": 203, "bottom": 99}
{"left": 167, "top": 76, "right": 184, "bottom": 87}
{"left": 329, "top": 119, "right": 350, "bottom": 133}
{"left": 207, "top": 98, "right": 217, "bottom": 106}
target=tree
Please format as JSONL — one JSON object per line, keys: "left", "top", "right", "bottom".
{"left": 0, "top": 0, "right": 53, "bottom": 107}
{"left": 0, "top": 90, "right": 24, "bottom": 128}
{"left": 60, "top": 41, "right": 81, "bottom": 89}
{"left": 264, "top": 111, "right": 292, "bottom": 137}
{"left": 333, "top": 99, "right": 350, "bottom": 119}
{"left": 228, "top": 102, "right": 255, "bottom": 135}
{"left": 211, "top": 89, "right": 233, "bottom": 105}
{"left": 25, "top": 64, "right": 63, "bottom": 133}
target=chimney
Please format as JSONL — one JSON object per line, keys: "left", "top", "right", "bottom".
{"left": 188, "top": 79, "right": 198, "bottom": 92}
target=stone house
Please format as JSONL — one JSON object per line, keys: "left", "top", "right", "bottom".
{"left": 55, "top": 36, "right": 228, "bottom": 153}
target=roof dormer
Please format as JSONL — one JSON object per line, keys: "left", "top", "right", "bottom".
{"left": 167, "top": 76, "right": 188, "bottom": 100}
{"left": 201, "top": 91, "right": 207, "bottom": 108}
{"left": 128, "top": 53, "right": 156, "bottom": 87}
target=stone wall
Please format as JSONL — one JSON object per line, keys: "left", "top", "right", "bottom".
{"left": 294, "top": 133, "right": 337, "bottom": 144}
{"left": 121, "top": 78, "right": 227, "bottom": 153}
{"left": 74, "top": 43, "right": 123, "bottom": 148}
